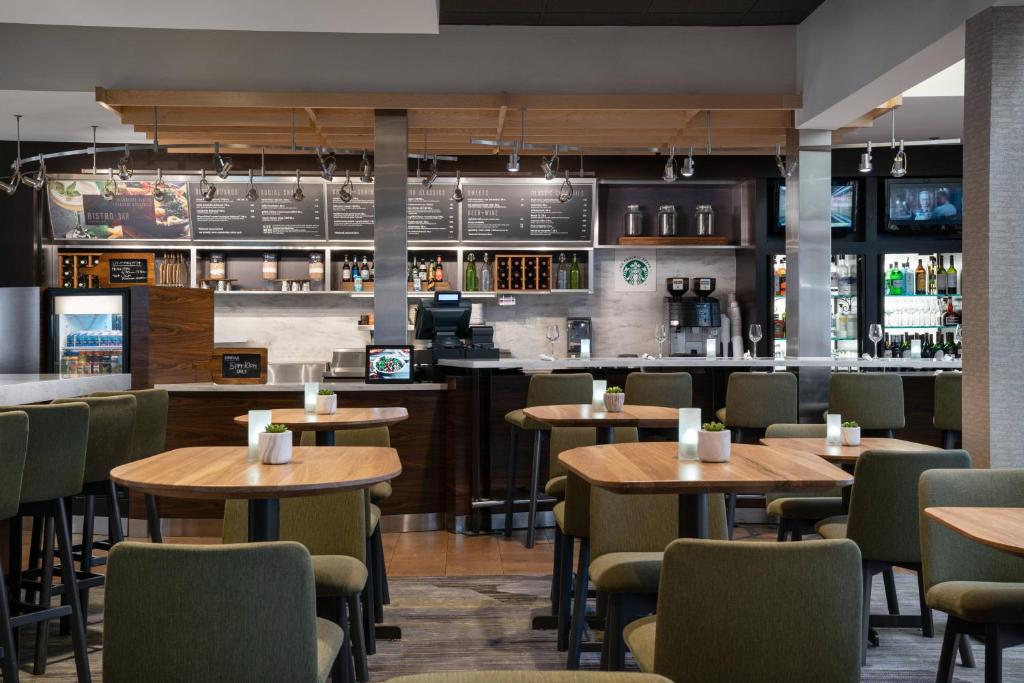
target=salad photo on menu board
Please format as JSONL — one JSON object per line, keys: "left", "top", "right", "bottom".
{"left": 48, "top": 179, "right": 191, "bottom": 240}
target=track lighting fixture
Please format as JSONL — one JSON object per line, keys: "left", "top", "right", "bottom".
{"left": 681, "top": 146, "right": 695, "bottom": 178}
{"left": 775, "top": 144, "right": 798, "bottom": 178}
{"left": 507, "top": 141, "right": 520, "bottom": 173}
{"left": 423, "top": 156, "right": 438, "bottom": 189}
{"left": 858, "top": 141, "right": 873, "bottom": 174}
{"left": 317, "top": 149, "right": 336, "bottom": 182}
{"left": 558, "top": 170, "right": 574, "bottom": 203}
{"left": 117, "top": 144, "right": 133, "bottom": 180}
{"left": 21, "top": 161, "right": 45, "bottom": 191}
{"left": 0, "top": 171, "right": 19, "bottom": 196}
{"left": 213, "top": 143, "right": 232, "bottom": 179}
{"left": 245, "top": 169, "right": 259, "bottom": 202}
{"left": 102, "top": 168, "right": 117, "bottom": 200}
{"left": 359, "top": 150, "right": 373, "bottom": 183}
{"left": 0, "top": 115, "right": 23, "bottom": 195}
{"left": 452, "top": 170, "right": 463, "bottom": 202}
{"left": 662, "top": 146, "right": 678, "bottom": 183}
{"left": 338, "top": 170, "right": 354, "bottom": 203}
{"left": 199, "top": 169, "right": 216, "bottom": 202}
{"left": 292, "top": 169, "right": 304, "bottom": 202}
{"left": 541, "top": 146, "right": 559, "bottom": 181}
{"left": 891, "top": 140, "right": 908, "bottom": 178}
{"left": 152, "top": 168, "right": 167, "bottom": 201}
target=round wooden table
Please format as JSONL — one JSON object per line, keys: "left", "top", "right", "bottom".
{"left": 522, "top": 404, "right": 678, "bottom": 444}
{"left": 925, "top": 507, "right": 1024, "bottom": 557}
{"left": 234, "top": 407, "right": 409, "bottom": 446}
{"left": 111, "top": 446, "right": 402, "bottom": 542}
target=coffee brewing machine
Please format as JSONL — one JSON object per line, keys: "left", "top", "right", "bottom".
{"left": 665, "top": 277, "right": 723, "bottom": 355}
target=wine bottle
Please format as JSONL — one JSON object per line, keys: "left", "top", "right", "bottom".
{"left": 360, "top": 256, "right": 370, "bottom": 281}
{"left": 341, "top": 255, "right": 352, "bottom": 282}
{"left": 464, "top": 253, "right": 478, "bottom": 292}
{"left": 946, "top": 256, "right": 958, "bottom": 295}
{"left": 480, "top": 253, "right": 492, "bottom": 292}
{"left": 569, "top": 253, "right": 581, "bottom": 289}
{"left": 434, "top": 256, "right": 444, "bottom": 283}
{"left": 915, "top": 259, "right": 926, "bottom": 294}
{"left": 936, "top": 255, "right": 946, "bottom": 295}
{"left": 524, "top": 257, "right": 536, "bottom": 290}
{"left": 928, "top": 256, "right": 937, "bottom": 295}
{"left": 556, "top": 253, "right": 568, "bottom": 290}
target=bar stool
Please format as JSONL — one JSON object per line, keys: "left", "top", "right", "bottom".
{"left": 0, "top": 403, "right": 91, "bottom": 680}
{"left": 505, "top": 373, "right": 593, "bottom": 548}
{"left": 91, "top": 389, "right": 169, "bottom": 542}
{"left": 933, "top": 372, "right": 962, "bottom": 449}
{"left": 0, "top": 411, "right": 29, "bottom": 683}
{"left": 827, "top": 373, "right": 905, "bottom": 437}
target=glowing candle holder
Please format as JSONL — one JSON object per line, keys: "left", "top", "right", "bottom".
{"left": 910, "top": 339, "right": 922, "bottom": 359}
{"left": 678, "top": 408, "right": 701, "bottom": 460}
{"left": 247, "top": 410, "right": 273, "bottom": 462}
{"left": 826, "top": 413, "right": 842, "bottom": 446}
{"left": 592, "top": 380, "right": 607, "bottom": 407}
{"left": 705, "top": 338, "right": 717, "bottom": 359}
{"left": 304, "top": 382, "right": 320, "bottom": 414}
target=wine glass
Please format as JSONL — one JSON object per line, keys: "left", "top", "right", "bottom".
{"left": 545, "top": 324, "right": 560, "bottom": 358}
{"left": 747, "top": 324, "right": 763, "bottom": 357}
{"left": 654, "top": 324, "right": 668, "bottom": 359}
{"left": 868, "top": 323, "right": 883, "bottom": 359}
{"left": 954, "top": 324, "right": 962, "bottom": 347}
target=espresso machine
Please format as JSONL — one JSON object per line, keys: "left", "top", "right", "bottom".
{"left": 665, "top": 276, "right": 722, "bottom": 355}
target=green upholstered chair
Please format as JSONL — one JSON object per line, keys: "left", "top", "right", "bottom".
{"left": 567, "top": 487, "right": 728, "bottom": 670}
{"left": 91, "top": 388, "right": 170, "bottom": 542}
{"left": 714, "top": 371, "right": 798, "bottom": 439}
{"left": 827, "top": 373, "right": 905, "bottom": 436}
{"left": 623, "top": 538, "right": 862, "bottom": 682}
{"left": 763, "top": 423, "right": 844, "bottom": 541}
{"left": 624, "top": 372, "right": 692, "bottom": 409}
{"left": 0, "top": 403, "right": 91, "bottom": 680}
{"left": 387, "top": 673, "right": 672, "bottom": 683}
{"left": 933, "top": 372, "right": 962, "bottom": 449}
{"left": 920, "top": 469, "right": 1024, "bottom": 682}
{"left": 224, "top": 485, "right": 368, "bottom": 681}
{"left": 816, "top": 449, "right": 972, "bottom": 662}
{"left": 505, "top": 373, "right": 594, "bottom": 548}
{"left": 104, "top": 541, "right": 343, "bottom": 682}
{"left": 0, "top": 411, "right": 29, "bottom": 683}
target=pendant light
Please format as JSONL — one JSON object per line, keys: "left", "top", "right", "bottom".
{"left": 213, "top": 142, "right": 232, "bottom": 179}
{"left": 558, "top": 170, "right": 574, "bottom": 203}
{"left": 662, "top": 146, "right": 678, "bottom": 183}
{"left": 317, "top": 148, "right": 336, "bottom": 182}
{"left": 338, "top": 170, "right": 354, "bottom": 203}
{"left": 245, "top": 168, "right": 259, "bottom": 202}
{"left": 858, "top": 141, "right": 873, "bottom": 173}
{"left": 22, "top": 159, "right": 46, "bottom": 191}
{"left": 452, "top": 169, "right": 463, "bottom": 202}
{"left": 152, "top": 168, "right": 167, "bottom": 201}
{"left": 199, "top": 168, "right": 216, "bottom": 202}
{"left": 359, "top": 150, "right": 373, "bottom": 183}
{"left": 0, "top": 115, "right": 24, "bottom": 195}
{"left": 507, "top": 108, "right": 524, "bottom": 173}
{"left": 116, "top": 143, "right": 133, "bottom": 180}
{"left": 422, "top": 156, "right": 438, "bottom": 189}
{"left": 292, "top": 169, "right": 304, "bottom": 201}
{"left": 681, "top": 145, "right": 695, "bottom": 178}
{"left": 541, "top": 145, "right": 559, "bottom": 181}
{"left": 889, "top": 110, "right": 907, "bottom": 177}
{"left": 102, "top": 168, "right": 118, "bottom": 200}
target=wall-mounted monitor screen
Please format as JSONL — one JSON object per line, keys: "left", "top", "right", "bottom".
{"left": 772, "top": 180, "right": 857, "bottom": 233}
{"left": 884, "top": 178, "right": 962, "bottom": 233}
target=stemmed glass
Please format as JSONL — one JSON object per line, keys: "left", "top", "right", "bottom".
{"left": 654, "top": 324, "right": 668, "bottom": 359}
{"left": 747, "top": 324, "right": 763, "bottom": 358}
{"left": 868, "top": 323, "right": 884, "bottom": 359}
{"left": 545, "top": 324, "right": 560, "bottom": 358}
{"left": 954, "top": 324, "right": 962, "bottom": 349}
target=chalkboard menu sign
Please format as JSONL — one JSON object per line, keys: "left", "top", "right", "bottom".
{"left": 221, "top": 353, "right": 263, "bottom": 379}
{"left": 108, "top": 258, "right": 150, "bottom": 284}
{"left": 327, "top": 183, "right": 458, "bottom": 241}
{"left": 190, "top": 182, "right": 325, "bottom": 241}
{"left": 327, "top": 183, "right": 374, "bottom": 240}
{"left": 463, "top": 182, "right": 593, "bottom": 242}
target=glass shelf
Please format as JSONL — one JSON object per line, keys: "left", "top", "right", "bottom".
{"left": 885, "top": 293, "right": 961, "bottom": 298}
{"left": 775, "top": 337, "right": 857, "bottom": 342}
{"left": 883, "top": 325, "right": 959, "bottom": 329}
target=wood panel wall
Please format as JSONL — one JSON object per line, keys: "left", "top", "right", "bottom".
{"left": 129, "top": 286, "right": 214, "bottom": 389}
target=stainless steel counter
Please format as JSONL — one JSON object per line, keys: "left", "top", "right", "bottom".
{"left": 0, "top": 373, "right": 132, "bottom": 405}
{"left": 436, "top": 356, "right": 962, "bottom": 371}
{"left": 155, "top": 381, "right": 447, "bottom": 392}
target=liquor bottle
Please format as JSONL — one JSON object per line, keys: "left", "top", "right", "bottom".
{"left": 556, "top": 253, "right": 568, "bottom": 290}
{"left": 888, "top": 263, "right": 904, "bottom": 296}
{"left": 341, "top": 255, "right": 352, "bottom": 282}
{"left": 928, "top": 256, "right": 937, "bottom": 294}
{"left": 836, "top": 257, "right": 849, "bottom": 295}
{"left": 412, "top": 261, "right": 421, "bottom": 292}
{"left": 841, "top": 256, "right": 856, "bottom": 296}
{"left": 946, "top": 256, "right": 958, "bottom": 295}
{"left": 368, "top": 257, "right": 375, "bottom": 282}
{"left": 944, "top": 332, "right": 956, "bottom": 357}
{"left": 418, "top": 259, "right": 428, "bottom": 284}
{"left": 353, "top": 267, "right": 363, "bottom": 292}
{"left": 882, "top": 333, "right": 892, "bottom": 358}
{"left": 777, "top": 258, "right": 787, "bottom": 296}
{"left": 480, "top": 253, "right": 492, "bottom": 292}
{"left": 464, "top": 253, "right": 478, "bottom": 292}
{"left": 569, "top": 253, "right": 581, "bottom": 289}
{"left": 830, "top": 256, "right": 839, "bottom": 290}
{"left": 434, "top": 256, "right": 444, "bottom": 283}
{"left": 936, "top": 255, "right": 946, "bottom": 295}
{"left": 360, "top": 256, "right": 370, "bottom": 282}
{"left": 915, "top": 259, "right": 926, "bottom": 294}
{"left": 943, "top": 298, "right": 958, "bottom": 326}
{"left": 903, "top": 261, "right": 915, "bottom": 295}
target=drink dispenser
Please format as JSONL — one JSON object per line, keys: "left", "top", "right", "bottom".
{"left": 665, "top": 276, "right": 722, "bottom": 355}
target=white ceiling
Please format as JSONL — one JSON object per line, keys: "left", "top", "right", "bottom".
{"left": 903, "top": 60, "right": 965, "bottom": 97}
{"left": 0, "top": 91, "right": 142, "bottom": 143}
{"left": 0, "top": 0, "right": 439, "bottom": 34}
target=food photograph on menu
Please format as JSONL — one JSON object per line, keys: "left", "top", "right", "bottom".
{"left": 48, "top": 178, "right": 192, "bottom": 240}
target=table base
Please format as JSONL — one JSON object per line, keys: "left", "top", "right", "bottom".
{"left": 375, "top": 625, "right": 402, "bottom": 641}
{"left": 316, "top": 430, "right": 336, "bottom": 447}
{"left": 248, "top": 498, "right": 280, "bottom": 542}
{"left": 678, "top": 493, "right": 709, "bottom": 539}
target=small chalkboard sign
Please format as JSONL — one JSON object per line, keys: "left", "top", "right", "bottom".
{"left": 211, "top": 347, "right": 268, "bottom": 385}
{"left": 108, "top": 258, "right": 150, "bottom": 284}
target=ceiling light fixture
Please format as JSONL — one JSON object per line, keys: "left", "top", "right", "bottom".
{"left": 213, "top": 142, "right": 232, "bottom": 179}
{"left": 541, "top": 145, "right": 560, "bottom": 181}
{"left": 423, "top": 156, "right": 439, "bottom": 189}
{"left": 775, "top": 144, "right": 798, "bottom": 178}
{"left": 338, "top": 170, "right": 354, "bottom": 203}
{"left": 245, "top": 168, "right": 259, "bottom": 202}
{"left": 452, "top": 170, "right": 463, "bottom": 202}
{"left": 359, "top": 150, "right": 373, "bottom": 183}
{"left": 889, "top": 110, "right": 907, "bottom": 178}
{"left": 21, "top": 159, "right": 46, "bottom": 191}
{"left": 0, "top": 115, "right": 24, "bottom": 195}
{"left": 558, "top": 170, "right": 574, "bottom": 203}
{"left": 152, "top": 168, "right": 167, "bottom": 201}
{"left": 859, "top": 141, "right": 873, "bottom": 174}
{"left": 681, "top": 145, "right": 695, "bottom": 178}
{"left": 662, "top": 146, "right": 678, "bottom": 183}
{"left": 199, "top": 169, "right": 216, "bottom": 202}
{"left": 317, "top": 148, "right": 336, "bottom": 182}
{"left": 116, "top": 143, "right": 133, "bottom": 181}
{"left": 102, "top": 168, "right": 117, "bottom": 200}
{"left": 292, "top": 169, "right": 304, "bottom": 201}
{"left": 507, "top": 141, "right": 520, "bottom": 173}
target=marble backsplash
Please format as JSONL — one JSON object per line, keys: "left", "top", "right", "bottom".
{"left": 214, "top": 249, "right": 739, "bottom": 363}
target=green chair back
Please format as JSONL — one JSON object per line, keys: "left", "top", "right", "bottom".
{"left": 624, "top": 372, "right": 692, "bottom": 409}
{"left": 553, "top": 427, "right": 638, "bottom": 540}
{"left": 53, "top": 395, "right": 137, "bottom": 484}
{"left": 723, "top": 372, "right": 798, "bottom": 429}
{"left": 846, "top": 449, "right": 971, "bottom": 563}
{"left": 652, "top": 538, "right": 862, "bottom": 682}
{"left": 765, "top": 423, "right": 828, "bottom": 439}
{"left": 520, "top": 373, "right": 594, "bottom": 430}
{"left": 91, "top": 389, "right": 169, "bottom": 459}
{"left": 0, "top": 403, "right": 89, "bottom": 504}
{"left": 0, "top": 411, "right": 29, "bottom": 521}
{"left": 932, "top": 372, "right": 962, "bottom": 432}
{"left": 919, "top": 469, "right": 1024, "bottom": 592}
{"left": 299, "top": 425, "right": 390, "bottom": 448}
{"left": 104, "top": 541, "right": 326, "bottom": 682}
{"left": 828, "top": 374, "right": 905, "bottom": 431}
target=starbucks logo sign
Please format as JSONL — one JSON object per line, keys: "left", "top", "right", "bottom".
{"left": 613, "top": 250, "right": 657, "bottom": 292}
{"left": 621, "top": 256, "right": 651, "bottom": 286}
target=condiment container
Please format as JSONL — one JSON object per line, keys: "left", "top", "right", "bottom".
{"left": 308, "top": 253, "right": 325, "bottom": 281}
{"left": 657, "top": 205, "right": 678, "bottom": 236}
{"left": 696, "top": 204, "right": 715, "bottom": 236}
{"left": 262, "top": 253, "right": 278, "bottom": 280}
{"left": 624, "top": 204, "right": 643, "bottom": 236}
{"left": 209, "top": 253, "right": 226, "bottom": 280}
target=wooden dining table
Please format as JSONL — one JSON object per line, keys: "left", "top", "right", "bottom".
{"left": 925, "top": 507, "right": 1024, "bottom": 558}
{"left": 522, "top": 404, "right": 679, "bottom": 444}
{"left": 234, "top": 407, "right": 409, "bottom": 446}
{"left": 559, "top": 441, "right": 853, "bottom": 538}
{"left": 111, "top": 446, "right": 402, "bottom": 542}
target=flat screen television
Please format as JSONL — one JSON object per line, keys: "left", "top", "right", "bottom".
{"left": 884, "top": 178, "right": 962, "bottom": 233}
{"left": 772, "top": 180, "right": 857, "bottom": 233}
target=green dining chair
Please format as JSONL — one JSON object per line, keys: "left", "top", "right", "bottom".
{"left": 816, "top": 449, "right": 972, "bottom": 662}
{"left": 0, "top": 411, "right": 29, "bottom": 683}
{"left": 920, "top": 469, "right": 1024, "bottom": 682}
{"left": 763, "top": 423, "right": 842, "bottom": 541}
{"left": 505, "top": 373, "right": 594, "bottom": 548}
{"left": 386, "top": 673, "right": 672, "bottom": 683}
{"left": 104, "top": 541, "right": 343, "bottom": 682}
{"left": 827, "top": 373, "right": 905, "bottom": 436}
{"left": 624, "top": 371, "right": 692, "bottom": 409}
{"left": 932, "top": 372, "right": 962, "bottom": 449}
{"left": 0, "top": 403, "right": 91, "bottom": 680}
{"left": 91, "top": 388, "right": 170, "bottom": 542}
{"left": 623, "top": 538, "right": 863, "bottom": 682}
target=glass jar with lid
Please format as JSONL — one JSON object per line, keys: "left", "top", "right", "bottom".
{"left": 262, "top": 252, "right": 278, "bottom": 281}
{"left": 308, "top": 253, "right": 325, "bottom": 281}
{"left": 208, "top": 253, "right": 226, "bottom": 280}
{"left": 695, "top": 204, "right": 715, "bottom": 236}
{"left": 657, "top": 205, "right": 678, "bottom": 236}
{"left": 624, "top": 204, "right": 644, "bottom": 236}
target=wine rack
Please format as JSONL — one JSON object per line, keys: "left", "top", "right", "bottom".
{"left": 495, "top": 254, "right": 552, "bottom": 292}
{"left": 58, "top": 252, "right": 101, "bottom": 289}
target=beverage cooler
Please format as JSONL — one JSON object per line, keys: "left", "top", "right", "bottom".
{"left": 881, "top": 251, "right": 962, "bottom": 357}
{"left": 772, "top": 254, "right": 860, "bottom": 358}
{"left": 45, "top": 288, "right": 130, "bottom": 376}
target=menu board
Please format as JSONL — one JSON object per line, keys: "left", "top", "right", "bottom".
{"left": 190, "top": 182, "right": 325, "bottom": 241}
{"left": 221, "top": 353, "right": 263, "bottom": 379}
{"left": 463, "top": 182, "right": 592, "bottom": 242}
{"left": 327, "top": 183, "right": 374, "bottom": 240}
{"left": 47, "top": 179, "right": 191, "bottom": 240}
{"left": 108, "top": 258, "right": 150, "bottom": 284}
{"left": 327, "top": 183, "right": 458, "bottom": 241}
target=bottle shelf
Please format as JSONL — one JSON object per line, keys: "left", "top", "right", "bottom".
{"left": 883, "top": 324, "right": 959, "bottom": 329}
{"left": 885, "top": 294, "right": 962, "bottom": 298}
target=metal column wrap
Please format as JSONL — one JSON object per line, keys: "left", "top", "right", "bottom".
{"left": 372, "top": 110, "right": 409, "bottom": 345}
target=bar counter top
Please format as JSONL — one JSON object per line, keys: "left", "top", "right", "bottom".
{"left": 156, "top": 381, "right": 447, "bottom": 392}
{"left": 437, "top": 356, "right": 962, "bottom": 371}
{"left": 0, "top": 373, "right": 132, "bottom": 405}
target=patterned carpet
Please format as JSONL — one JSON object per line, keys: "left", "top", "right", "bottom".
{"left": 14, "top": 573, "right": 1024, "bottom": 681}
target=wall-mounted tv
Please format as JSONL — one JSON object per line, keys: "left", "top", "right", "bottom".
{"left": 771, "top": 179, "right": 858, "bottom": 233}
{"left": 884, "top": 178, "right": 962, "bottom": 233}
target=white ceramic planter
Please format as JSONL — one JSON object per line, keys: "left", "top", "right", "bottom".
{"left": 604, "top": 393, "right": 625, "bottom": 412}
{"left": 258, "top": 431, "right": 293, "bottom": 465}
{"left": 697, "top": 430, "right": 732, "bottom": 462}
{"left": 316, "top": 393, "right": 338, "bottom": 415}
{"left": 840, "top": 426, "right": 861, "bottom": 446}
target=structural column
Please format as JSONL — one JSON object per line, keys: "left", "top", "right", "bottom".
{"left": 373, "top": 110, "right": 409, "bottom": 345}
{"left": 962, "top": 7, "right": 1024, "bottom": 469}
{"left": 784, "top": 128, "right": 832, "bottom": 421}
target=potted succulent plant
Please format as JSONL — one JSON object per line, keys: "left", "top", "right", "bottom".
{"left": 316, "top": 388, "right": 338, "bottom": 415}
{"left": 841, "top": 420, "right": 861, "bottom": 446}
{"left": 603, "top": 385, "right": 625, "bottom": 412}
{"left": 698, "top": 421, "right": 732, "bottom": 462}
{"left": 258, "top": 423, "right": 293, "bottom": 465}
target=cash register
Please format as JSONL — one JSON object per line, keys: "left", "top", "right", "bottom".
{"left": 414, "top": 291, "right": 499, "bottom": 364}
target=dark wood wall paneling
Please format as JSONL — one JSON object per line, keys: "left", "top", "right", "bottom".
{"left": 129, "top": 286, "right": 214, "bottom": 389}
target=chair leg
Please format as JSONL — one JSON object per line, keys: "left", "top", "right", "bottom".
{"left": 935, "top": 618, "right": 959, "bottom": 683}
{"left": 883, "top": 566, "right": 900, "bottom": 616}
{"left": 790, "top": 520, "right": 803, "bottom": 542}
{"left": 144, "top": 494, "right": 163, "bottom": 543}
{"left": 550, "top": 526, "right": 563, "bottom": 613}
{"left": 347, "top": 593, "right": 369, "bottom": 682}
{"left": 861, "top": 562, "right": 873, "bottom": 664}
{"left": 524, "top": 431, "right": 543, "bottom": 549}
{"left": 371, "top": 527, "right": 385, "bottom": 624}
{"left": 377, "top": 528, "right": 390, "bottom": 606}
{"left": 0, "top": 556, "right": 18, "bottom": 683}
{"left": 941, "top": 430, "right": 955, "bottom": 450}
{"left": 599, "top": 592, "right": 621, "bottom": 671}
{"left": 984, "top": 624, "right": 1001, "bottom": 683}
{"left": 361, "top": 541, "right": 377, "bottom": 656}
{"left": 565, "top": 538, "right": 590, "bottom": 670}
{"left": 32, "top": 515, "right": 54, "bottom": 675}
{"left": 54, "top": 499, "right": 91, "bottom": 683}
{"left": 725, "top": 494, "right": 736, "bottom": 539}
{"left": 916, "top": 570, "right": 934, "bottom": 637}
{"left": 332, "top": 596, "right": 354, "bottom": 683}
{"left": 7, "top": 517, "right": 22, "bottom": 648}
{"left": 776, "top": 518, "right": 789, "bottom": 542}
{"left": 504, "top": 427, "right": 518, "bottom": 537}
{"left": 107, "top": 480, "right": 125, "bottom": 545}
{"left": 556, "top": 534, "right": 575, "bottom": 652}
{"left": 958, "top": 632, "right": 975, "bottom": 668}
{"left": 25, "top": 516, "right": 42, "bottom": 603}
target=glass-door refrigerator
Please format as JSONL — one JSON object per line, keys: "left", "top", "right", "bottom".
{"left": 45, "top": 289, "right": 130, "bottom": 376}
{"left": 880, "top": 251, "right": 962, "bottom": 357}
{"left": 771, "top": 254, "right": 860, "bottom": 358}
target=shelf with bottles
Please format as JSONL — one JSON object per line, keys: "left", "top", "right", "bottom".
{"left": 405, "top": 250, "right": 458, "bottom": 295}
{"left": 482, "top": 251, "right": 590, "bottom": 293}
{"left": 882, "top": 252, "right": 961, "bottom": 298}
{"left": 194, "top": 248, "right": 328, "bottom": 293}
{"left": 56, "top": 249, "right": 192, "bottom": 289}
